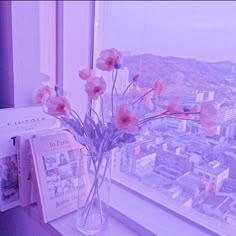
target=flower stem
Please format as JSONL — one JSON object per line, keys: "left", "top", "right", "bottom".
{"left": 96, "top": 184, "right": 104, "bottom": 224}
{"left": 90, "top": 103, "right": 100, "bottom": 122}
{"left": 99, "top": 157, "right": 110, "bottom": 189}
{"left": 122, "top": 82, "right": 133, "bottom": 98}
{"left": 82, "top": 158, "right": 105, "bottom": 227}
{"left": 138, "top": 111, "right": 201, "bottom": 126}
{"left": 138, "top": 111, "right": 169, "bottom": 125}
{"left": 100, "top": 96, "right": 105, "bottom": 125}
{"left": 132, "top": 88, "right": 154, "bottom": 106}
{"left": 81, "top": 158, "right": 102, "bottom": 216}
{"left": 70, "top": 109, "right": 83, "bottom": 124}
{"left": 82, "top": 184, "right": 97, "bottom": 227}
{"left": 111, "top": 69, "right": 118, "bottom": 117}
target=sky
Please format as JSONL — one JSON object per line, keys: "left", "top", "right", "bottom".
{"left": 102, "top": 1, "right": 236, "bottom": 63}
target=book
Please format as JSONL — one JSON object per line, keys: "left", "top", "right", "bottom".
{"left": 0, "top": 106, "right": 58, "bottom": 212}
{"left": 29, "top": 130, "right": 87, "bottom": 223}
{"left": 16, "top": 128, "right": 63, "bottom": 207}
{"left": 16, "top": 136, "right": 33, "bottom": 207}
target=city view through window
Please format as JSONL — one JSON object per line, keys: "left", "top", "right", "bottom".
{"left": 95, "top": 2, "right": 236, "bottom": 235}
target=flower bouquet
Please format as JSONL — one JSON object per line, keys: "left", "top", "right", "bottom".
{"left": 35, "top": 48, "right": 218, "bottom": 235}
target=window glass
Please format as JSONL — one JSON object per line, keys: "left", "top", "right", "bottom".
{"left": 95, "top": 1, "right": 236, "bottom": 234}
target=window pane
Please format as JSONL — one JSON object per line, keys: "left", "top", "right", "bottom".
{"left": 95, "top": 1, "right": 236, "bottom": 235}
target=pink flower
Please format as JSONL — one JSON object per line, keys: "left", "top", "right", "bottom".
{"left": 152, "top": 79, "right": 163, "bottom": 96}
{"left": 158, "top": 98, "right": 180, "bottom": 113}
{"left": 78, "top": 69, "right": 95, "bottom": 80}
{"left": 45, "top": 96, "right": 71, "bottom": 117}
{"left": 85, "top": 77, "right": 106, "bottom": 99}
{"left": 155, "top": 98, "right": 195, "bottom": 120}
{"left": 112, "top": 106, "right": 139, "bottom": 134}
{"left": 199, "top": 102, "right": 218, "bottom": 136}
{"left": 132, "top": 86, "right": 154, "bottom": 110}
{"left": 96, "top": 48, "right": 123, "bottom": 71}
{"left": 133, "top": 74, "right": 140, "bottom": 82}
{"left": 167, "top": 99, "right": 179, "bottom": 112}
{"left": 34, "top": 86, "right": 54, "bottom": 104}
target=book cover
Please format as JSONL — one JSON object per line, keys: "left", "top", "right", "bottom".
{"left": 16, "top": 128, "right": 62, "bottom": 207}
{"left": 16, "top": 136, "right": 35, "bottom": 207}
{"left": 0, "top": 106, "right": 59, "bottom": 212}
{"left": 30, "top": 131, "right": 86, "bottom": 223}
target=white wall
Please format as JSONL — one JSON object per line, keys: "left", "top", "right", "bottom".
{"left": 11, "top": 1, "right": 56, "bottom": 107}
{"left": 63, "top": 1, "right": 93, "bottom": 118}
{"left": 11, "top": 1, "right": 91, "bottom": 118}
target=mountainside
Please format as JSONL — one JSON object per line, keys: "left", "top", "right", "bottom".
{"left": 123, "top": 54, "right": 235, "bottom": 93}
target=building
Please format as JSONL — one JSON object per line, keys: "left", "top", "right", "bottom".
{"left": 157, "top": 142, "right": 195, "bottom": 174}
{"left": 187, "top": 122, "right": 202, "bottom": 135}
{"left": 195, "top": 91, "right": 205, "bottom": 102}
{"left": 185, "top": 138, "right": 214, "bottom": 161}
{"left": 224, "top": 148, "right": 236, "bottom": 179}
{"left": 121, "top": 51, "right": 132, "bottom": 57}
{"left": 202, "top": 194, "right": 236, "bottom": 221}
{"left": 220, "top": 106, "right": 236, "bottom": 122}
{"left": 120, "top": 140, "right": 157, "bottom": 177}
{"left": 202, "top": 195, "right": 229, "bottom": 216}
{"left": 215, "top": 197, "right": 234, "bottom": 219}
{"left": 130, "top": 152, "right": 156, "bottom": 177}
{"left": 183, "top": 91, "right": 203, "bottom": 105}
{"left": 222, "top": 178, "right": 236, "bottom": 193}
{"left": 176, "top": 172, "right": 201, "bottom": 196}
{"left": 206, "top": 135, "right": 227, "bottom": 158}
{"left": 154, "top": 165, "right": 182, "bottom": 180}
{"left": 228, "top": 123, "right": 236, "bottom": 140}
{"left": 224, "top": 199, "right": 236, "bottom": 225}
{"left": 175, "top": 153, "right": 194, "bottom": 174}
{"left": 194, "top": 160, "right": 229, "bottom": 192}
{"left": 101, "top": 67, "right": 130, "bottom": 94}
{"left": 218, "top": 122, "right": 236, "bottom": 139}
{"left": 220, "top": 123, "right": 236, "bottom": 141}
{"left": 225, "top": 212, "right": 236, "bottom": 226}
{"left": 206, "top": 91, "right": 215, "bottom": 101}
{"left": 188, "top": 153, "right": 202, "bottom": 167}
{"left": 166, "top": 185, "right": 182, "bottom": 199}
{"left": 166, "top": 119, "right": 187, "bottom": 132}
{"left": 111, "top": 147, "right": 124, "bottom": 174}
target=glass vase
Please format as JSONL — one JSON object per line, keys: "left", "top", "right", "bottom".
{"left": 76, "top": 148, "right": 111, "bottom": 235}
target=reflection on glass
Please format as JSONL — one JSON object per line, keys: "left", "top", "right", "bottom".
{"left": 95, "top": 1, "right": 236, "bottom": 235}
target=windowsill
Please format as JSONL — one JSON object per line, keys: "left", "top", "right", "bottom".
{"left": 48, "top": 181, "right": 221, "bottom": 236}
{"left": 109, "top": 181, "right": 220, "bottom": 236}
{"left": 50, "top": 209, "right": 138, "bottom": 236}
{"left": 27, "top": 201, "right": 138, "bottom": 236}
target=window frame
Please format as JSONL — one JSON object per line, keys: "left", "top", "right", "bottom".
{"left": 91, "top": 2, "right": 234, "bottom": 236}
{"left": 3, "top": 1, "right": 230, "bottom": 235}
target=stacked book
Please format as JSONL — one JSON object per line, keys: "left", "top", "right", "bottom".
{"left": 0, "top": 106, "right": 85, "bottom": 223}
